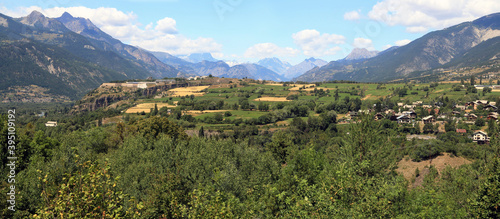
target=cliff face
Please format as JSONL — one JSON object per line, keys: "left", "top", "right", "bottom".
{"left": 72, "top": 82, "right": 189, "bottom": 113}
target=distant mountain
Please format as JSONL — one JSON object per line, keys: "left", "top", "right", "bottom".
{"left": 194, "top": 62, "right": 285, "bottom": 81}
{"left": 150, "top": 51, "right": 283, "bottom": 80}
{"left": 257, "top": 57, "right": 292, "bottom": 75}
{"left": 54, "top": 12, "right": 182, "bottom": 78}
{"left": 343, "top": 48, "right": 379, "bottom": 61}
{"left": 150, "top": 51, "right": 198, "bottom": 75}
{"left": 180, "top": 53, "right": 218, "bottom": 63}
{"left": 296, "top": 13, "right": 500, "bottom": 82}
{"left": 285, "top": 58, "right": 327, "bottom": 80}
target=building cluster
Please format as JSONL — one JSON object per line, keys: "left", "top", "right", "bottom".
{"left": 101, "top": 79, "right": 177, "bottom": 89}
{"left": 187, "top": 76, "right": 209, "bottom": 80}
{"left": 347, "top": 99, "right": 499, "bottom": 144}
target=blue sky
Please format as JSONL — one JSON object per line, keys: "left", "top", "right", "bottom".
{"left": 1, "top": 0, "right": 500, "bottom": 65}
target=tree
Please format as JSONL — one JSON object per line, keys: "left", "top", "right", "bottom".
{"left": 334, "top": 89, "right": 339, "bottom": 101}
{"left": 34, "top": 161, "right": 141, "bottom": 218}
{"left": 471, "top": 75, "right": 475, "bottom": 86}
{"left": 258, "top": 102, "right": 269, "bottom": 111}
{"left": 199, "top": 126, "right": 205, "bottom": 137}
{"left": 475, "top": 117, "right": 486, "bottom": 127}
{"left": 474, "top": 157, "right": 500, "bottom": 218}
{"left": 423, "top": 123, "right": 435, "bottom": 134}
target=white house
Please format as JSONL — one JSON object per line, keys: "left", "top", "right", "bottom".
{"left": 45, "top": 121, "right": 58, "bottom": 127}
{"left": 473, "top": 131, "right": 490, "bottom": 144}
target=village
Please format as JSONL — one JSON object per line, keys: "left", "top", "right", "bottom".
{"left": 347, "top": 99, "right": 498, "bottom": 144}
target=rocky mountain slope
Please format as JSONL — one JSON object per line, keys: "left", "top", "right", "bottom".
{"left": 54, "top": 12, "right": 182, "bottom": 78}
{"left": 296, "top": 13, "right": 500, "bottom": 82}
{"left": 0, "top": 12, "right": 153, "bottom": 101}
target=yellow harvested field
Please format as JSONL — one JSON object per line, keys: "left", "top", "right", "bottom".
{"left": 289, "top": 84, "right": 316, "bottom": 91}
{"left": 125, "top": 103, "right": 176, "bottom": 113}
{"left": 266, "top": 83, "right": 285, "bottom": 86}
{"left": 167, "top": 86, "right": 210, "bottom": 97}
{"left": 492, "top": 89, "right": 500, "bottom": 92}
{"left": 254, "top": 97, "right": 290, "bottom": 102}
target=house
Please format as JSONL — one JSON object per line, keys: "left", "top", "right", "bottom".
{"left": 403, "top": 105, "right": 416, "bottom": 110}
{"left": 374, "top": 113, "right": 384, "bottom": 120}
{"left": 412, "top": 101, "right": 423, "bottom": 105}
{"left": 397, "top": 103, "right": 404, "bottom": 107}
{"left": 456, "top": 129, "right": 467, "bottom": 134}
{"left": 467, "top": 113, "right": 478, "bottom": 121}
{"left": 487, "top": 112, "right": 499, "bottom": 120}
{"left": 349, "top": 111, "right": 359, "bottom": 119}
{"left": 37, "top": 112, "right": 46, "bottom": 117}
{"left": 402, "top": 111, "right": 417, "bottom": 119}
{"left": 422, "top": 105, "right": 433, "bottom": 109}
{"left": 473, "top": 131, "right": 490, "bottom": 144}
{"left": 484, "top": 104, "right": 498, "bottom": 111}
{"left": 45, "top": 121, "right": 58, "bottom": 127}
{"left": 452, "top": 111, "right": 461, "bottom": 116}
{"left": 385, "top": 109, "right": 395, "bottom": 115}
{"left": 454, "top": 105, "right": 466, "bottom": 111}
{"left": 397, "top": 115, "right": 411, "bottom": 124}
{"left": 422, "top": 115, "right": 435, "bottom": 124}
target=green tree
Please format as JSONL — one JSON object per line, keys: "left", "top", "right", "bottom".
{"left": 474, "top": 157, "right": 500, "bottom": 218}
{"left": 199, "top": 126, "right": 205, "bottom": 137}
{"left": 34, "top": 161, "right": 141, "bottom": 218}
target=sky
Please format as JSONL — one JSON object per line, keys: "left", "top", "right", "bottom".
{"left": 1, "top": 0, "right": 500, "bottom": 65}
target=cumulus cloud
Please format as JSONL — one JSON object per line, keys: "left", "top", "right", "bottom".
{"left": 368, "top": 0, "right": 500, "bottom": 32}
{"left": 155, "top": 17, "right": 177, "bottom": 34}
{"left": 292, "top": 29, "right": 345, "bottom": 57}
{"left": 244, "top": 43, "right": 299, "bottom": 58}
{"left": 0, "top": 6, "right": 221, "bottom": 55}
{"left": 344, "top": 10, "right": 361, "bottom": 21}
{"left": 353, "top": 37, "right": 374, "bottom": 50}
{"left": 395, "top": 39, "right": 411, "bottom": 46}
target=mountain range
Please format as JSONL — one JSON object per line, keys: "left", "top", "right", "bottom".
{"left": 296, "top": 13, "right": 500, "bottom": 82}
{"left": 2, "top": 10, "right": 500, "bottom": 102}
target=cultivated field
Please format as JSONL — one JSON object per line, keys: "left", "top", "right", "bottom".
{"left": 125, "top": 103, "right": 176, "bottom": 113}
{"left": 167, "top": 86, "right": 210, "bottom": 97}
{"left": 253, "top": 97, "right": 290, "bottom": 102}
{"left": 289, "top": 84, "right": 316, "bottom": 91}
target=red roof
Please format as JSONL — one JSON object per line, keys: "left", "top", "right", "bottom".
{"left": 456, "top": 129, "right": 467, "bottom": 133}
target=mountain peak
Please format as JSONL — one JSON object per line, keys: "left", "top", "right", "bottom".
{"left": 24, "top": 10, "right": 46, "bottom": 23}
{"left": 306, "top": 57, "right": 317, "bottom": 62}
{"left": 28, "top": 10, "right": 45, "bottom": 18}
{"left": 344, "top": 48, "right": 379, "bottom": 61}
{"left": 58, "top": 12, "right": 74, "bottom": 21}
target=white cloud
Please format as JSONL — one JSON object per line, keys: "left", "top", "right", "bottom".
{"left": 0, "top": 6, "right": 221, "bottom": 55}
{"left": 368, "top": 0, "right": 500, "bottom": 32}
{"left": 344, "top": 10, "right": 361, "bottom": 21}
{"left": 292, "top": 29, "right": 345, "bottom": 57}
{"left": 395, "top": 39, "right": 411, "bottom": 46}
{"left": 155, "top": 17, "right": 177, "bottom": 34}
{"left": 353, "top": 37, "right": 374, "bottom": 50}
{"left": 244, "top": 43, "right": 299, "bottom": 58}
